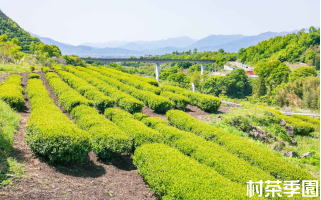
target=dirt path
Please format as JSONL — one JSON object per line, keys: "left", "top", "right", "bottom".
{"left": 0, "top": 73, "right": 156, "bottom": 200}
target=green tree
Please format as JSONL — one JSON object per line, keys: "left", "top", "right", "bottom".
{"left": 223, "top": 69, "right": 252, "bottom": 98}
{"left": 167, "top": 73, "right": 190, "bottom": 88}
{"left": 254, "top": 60, "right": 290, "bottom": 95}
{"left": 33, "top": 43, "right": 61, "bottom": 57}
{"left": 289, "top": 66, "right": 317, "bottom": 81}
{"left": 200, "top": 75, "right": 224, "bottom": 96}
{"left": 63, "top": 55, "right": 86, "bottom": 66}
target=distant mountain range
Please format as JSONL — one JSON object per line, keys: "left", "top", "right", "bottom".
{"left": 34, "top": 32, "right": 290, "bottom": 57}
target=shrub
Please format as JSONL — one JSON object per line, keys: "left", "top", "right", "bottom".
{"left": 30, "top": 66, "right": 35, "bottom": 72}
{"left": 161, "top": 84, "right": 221, "bottom": 112}
{"left": 104, "top": 108, "right": 162, "bottom": 148}
{"left": 137, "top": 115, "right": 274, "bottom": 184}
{"left": 64, "top": 66, "right": 144, "bottom": 113}
{"left": 79, "top": 67, "right": 173, "bottom": 113}
{"left": 160, "top": 91, "right": 189, "bottom": 109}
{"left": 45, "top": 72, "right": 93, "bottom": 112}
{"left": 292, "top": 114, "right": 320, "bottom": 127}
{"left": 258, "top": 106, "right": 315, "bottom": 136}
{"left": 41, "top": 67, "right": 50, "bottom": 73}
{"left": 289, "top": 66, "right": 317, "bottom": 81}
{"left": 274, "top": 77, "right": 319, "bottom": 110}
{"left": 0, "top": 74, "right": 25, "bottom": 111}
{"left": 103, "top": 66, "right": 159, "bottom": 86}
{"left": 166, "top": 110, "right": 314, "bottom": 180}
{"left": 133, "top": 143, "right": 247, "bottom": 200}
{"left": 27, "top": 73, "right": 40, "bottom": 79}
{"left": 55, "top": 70, "right": 114, "bottom": 112}
{"left": 26, "top": 79, "right": 91, "bottom": 164}
{"left": 70, "top": 105, "right": 132, "bottom": 160}
{"left": 92, "top": 66, "right": 161, "bottom": 94}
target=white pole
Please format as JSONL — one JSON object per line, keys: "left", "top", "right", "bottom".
{"left": 191, "top": 82, "right": 196, "bottom": 92}
{"left": 201, "top": 64, "right": 204, "bottom": 75}
{"left": 155, "top": 63, "right": 161, "bottom": 81}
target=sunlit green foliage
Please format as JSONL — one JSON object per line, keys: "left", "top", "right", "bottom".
{"left": 133, "top": 143, "right": 249, "bottom": 200}
{"left": 0, "top": 74, "right": 25, "bottom": 111}
{"left": 26, "top": 79, "right": 91, "bottom": 164}
{"left": 274, "top": 77, "right": 320, "bottom": 110}
{"left": 166, "top": 110, "right": 314, "bottom": 180}
{"left": 239, "top": 28, "right": 320, "bottom": 68}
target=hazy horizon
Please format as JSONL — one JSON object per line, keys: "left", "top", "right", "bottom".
{"left": 1, "top": 0, "right": 319, "bottom": 45}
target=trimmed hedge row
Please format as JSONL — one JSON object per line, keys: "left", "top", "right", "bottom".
{"left": 79, "top": 67, "right": 173, "bottom": 113}
{"left": 27, "top": 73, "right": 40, "bottom": 79}
{"left": 166, "top": 110, "right": 314, "bottom": 180}
{"left": 41, "top": 66, "right": 50, "bottom": 73}
{"left": 104, "top": 108, "right": 162, "bottom": 148}
{"left": 291, "top": 114, "right": 319, "bottom": 128}
{"left": 100, "top": 66, "right": 159, "bottom": 86}
{"left": 0, "top": 74, "right": 25, "bottom": 111}
{"left": 45, "top": 72, "right": 93, "bottom": 112}
{"left": 0, "top": 100, "right": 20, "bottom": 158}
{"left": 160, "top": 91, "right": 189, "bottom": 109}
{"left": 91, "top": 66, "right": 160, "bottom": 94}
{"left": 70, "top": 105, "right": 131, "bottom": 160}
{"left": 26, "top": 79, "right": 91, "bottom": 164}
{"left": 133, "top": 143, "right": 247, "bottom": 200}
{"left": 258, "top": 106, "right": 315, "bottom": 135}
{"left": 56, "top": 70, "right": 114, "bottom": 112}
{"left": 160, "top": 84, "right": 221, "bottom": 112}
{"left": 131, "top": 74, "right": 158, "bottom": 86}
{"left": 136, "top": 115, "right": 274, "bottom": 184}
{"left": 64, "top": 66, "right": 144, "bottom": 113}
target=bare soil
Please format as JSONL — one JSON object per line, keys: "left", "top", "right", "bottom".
{"left": 141, "top": 106, "right": 167, "bottom": 120}
{"left": 185, "top": 105, "right": 213, "bottom": 121}
{"left": 0, "top": 73, "right": 156, "bottom": 200}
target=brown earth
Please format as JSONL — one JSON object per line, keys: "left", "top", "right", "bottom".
{"left": 185, "top": 105, "right": 214, "bottom": 121}
{"left": 141, "top": 106, "right": 167, "bottom": 120}
{"left": 0, "top": 73, "right": 156, "bottom": 200}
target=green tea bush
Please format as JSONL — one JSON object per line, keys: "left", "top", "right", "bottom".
{"left": 160, "top": 91, "right": 189, "bottom": 109}
{"left": 133, "top": 143, "right": 247, "bottom": 200}
{"left": 27, "top": 73, "right": 40, "bottom": 79}
{"left": 161, "top": 84, "right": 221, "bottom": 112}
{"left": 258, "top": 106, "right": 315, "bottom": 136}
{"left": 166, "top": 110, "right": 314, "bottom": 180}
{"left": 292, "top": 114, "right": 320, "bottom": 127}
{"left": 56, "top": 70, "right": 114, "bottom": 112}
{"left": 64, "top": 66, "right": 144, "bottom": 113}
{"left": 92, "top": 66, "right": 161, "bottom": 94}
{"left": 41, "top": 67, "right": 50, "bottom": 73}
{"left": 45, "top": 72, "right": 93, "bottom": 112}
{"left": 138, "top": 115, "right": 274, "bottom": 184}
{"left": 0, "top": 74, "right": 25, "bottom": 111}
{"left": 101, "top": 66, "right": 159, "bottom": 86}
{"left": 79, "top": 67, "right": 173, "bottom": 113}
{"left": 26, "top": 79, "right": 91, "bottom": 164}
{"left": 104, "top": 108, "right": 162, "bottom": 148}
{"left": 70, "top": 105, "right": 132, "bottom": 160}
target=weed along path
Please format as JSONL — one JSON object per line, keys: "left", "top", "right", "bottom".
{"left": 0, "top": 73, "right": 155, "bottom": 200}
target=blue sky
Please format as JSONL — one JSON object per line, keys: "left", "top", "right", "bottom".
{"left": 1, "top": 0, "right": 319, "bottom": 45}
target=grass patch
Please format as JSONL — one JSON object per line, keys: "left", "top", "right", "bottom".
{"left": 0, "top": 99, "right": 23, "bottom": 187}
{"left": 0, "top": 64, "right": 31, "bottom": 73}
{"left": 0, "top": 157, "right": 24, "bottom": 187}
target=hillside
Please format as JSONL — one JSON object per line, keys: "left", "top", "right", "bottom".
{"left": 239, "top": 28, "right": 320, "bottom": 68}
{"left": 0, "top": 10, "right": 40, "bottom": 52}
{"left": 35, "top": 32, "right": 289, "bottom": 57}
